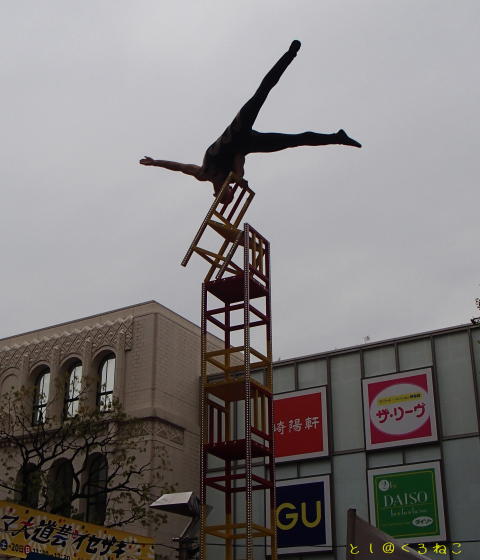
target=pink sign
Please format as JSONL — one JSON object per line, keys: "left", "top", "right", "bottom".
{"left": 274, "top": 387, "right": 328, "bottom": 462}
{"left": 363, "top": 369, "right": 438, "bottom": 450}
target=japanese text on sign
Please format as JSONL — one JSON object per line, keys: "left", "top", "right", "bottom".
{"left": 362, "top": 369, "right": 438, "bottom": 449}
{"left": 274, "top": 387, "right": 328, "bottom": 461}
{"left": 0, "top": 502, "right": 153, "bottom": 560}
{"left": 274, "top": 416, "right": 320, "bottom": 435}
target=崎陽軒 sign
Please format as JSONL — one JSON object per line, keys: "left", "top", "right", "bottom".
{"left": 274, "top": 387, "right": 328, "bottom": 462}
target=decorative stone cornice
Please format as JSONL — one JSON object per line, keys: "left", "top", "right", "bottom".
{"left": 0, "top": 316, "right": 133, "bottom": 374}
{"left": 143, "top": 418, "right": 185, "bottom": 446}
{"left": 118, "top": 418, "right": 185, "bottom": 446}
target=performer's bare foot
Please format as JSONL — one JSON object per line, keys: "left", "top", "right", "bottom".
{"left": 336, "top": 129, "right": 361, "bottom": 148}
{"left": 289, "top": 40, "right": 301, "bottom": 55}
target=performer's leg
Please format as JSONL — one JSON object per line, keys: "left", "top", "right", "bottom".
{"left": 228, "top": 40, "right": 301, "bottom": 137}
{"left": 203, "top": 41, "right": 301, "bottom": 170}
{"left": 247, "top": 130, "right": 361, "bottom": 152}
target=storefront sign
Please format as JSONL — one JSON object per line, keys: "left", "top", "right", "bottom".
{"left": 273, "top": 387, "right": 328, "bottom": 462}
{"left": 368, "top": 462, "right": 446, "bottom": 543}
{"left": 362, "top": 369, "right": 437, "bottom": 450}
{"left": 275, "top": 476, "right": 332, "bottom": 554}
{"left": 0, "top": 501, "right": 154, "bottom": 560}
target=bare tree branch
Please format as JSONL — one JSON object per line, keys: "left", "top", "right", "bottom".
{"left": 0, "top": 388, "right": 175, "bottom": 528}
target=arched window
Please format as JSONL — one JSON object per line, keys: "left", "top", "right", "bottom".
{"left": 65, "top": 362, "right": 83, "bottom": 418}
{"left": 86, "top": 454, "right": 107, "bottom": 525}
{"left": 15, "top": 464, "right": 40, "bottom": 508}
{"left": 97, "top": 355, "right": 115, "bottom": 412}
{"left": 33, "top": 368, "right": 50, "bottom": 425}
{"left": 48, "top": 460, "right": 74, "bottom": 516}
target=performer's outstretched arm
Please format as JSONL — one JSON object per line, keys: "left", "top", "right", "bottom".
{"left": 139, "top": 157, "right": 205, "bottom": 180}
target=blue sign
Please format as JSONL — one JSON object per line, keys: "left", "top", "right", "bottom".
{"left": 275, "top": 476, "right": 332, "bottom": 554}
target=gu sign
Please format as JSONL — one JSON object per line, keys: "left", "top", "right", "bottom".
{"left": 274, "top": 476, "right": 332, "bottom": 554}
{"left": 273, "top": 387, "right": 328, "bottom": 462}
{"left": 362, "top": 369, "right": 438, "bottom": 450}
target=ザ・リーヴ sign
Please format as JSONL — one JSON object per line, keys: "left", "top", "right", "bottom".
{"left": 362, "top": 369, "right": 438, "bottom": 450}
{"left": 0, "top": 502, "right": 154, "bottom": 560}
{"left": 368, "top": 462, "right": 446, "bottom": 543}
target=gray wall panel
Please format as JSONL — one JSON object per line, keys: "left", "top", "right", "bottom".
{"left": 398, "top": 338, "right": 432, "bottom": 371}
{"left": 364, "top": 346, "right": 396, "bottom": 377}
{"left": 442, "top": 437, "right": 480, "bottom": 541}
{"left": 331, "top": 353, "right": 363, "bottom": 451}
{"left": 298, "top": 359, "right": 327, "bottom": 389}
{"left": 333, "top": 453, "right": 368, "bottom": 546}
{"left": 434, "top": 333, "right": 477, "bottom": 436}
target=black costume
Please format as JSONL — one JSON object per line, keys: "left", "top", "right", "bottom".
{"left": 201, "top": 40, "right": 348, "bottom": 181}
{"left": 139, "top": 40, "right": 360, "bottom": 197}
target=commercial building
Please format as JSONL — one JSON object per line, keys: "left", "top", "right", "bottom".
{"left": 206, "top": 320, "right": 480, "bottom": 560}
{"left": 1, "top": 302, "right": 479, "bottom": 560}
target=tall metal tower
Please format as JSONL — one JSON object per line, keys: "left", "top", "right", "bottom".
{"left": 182, "top": 176, "right": 277, "bottom": 560}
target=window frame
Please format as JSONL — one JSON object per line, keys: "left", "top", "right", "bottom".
{"left": 64, "top": 361, "right": 83, "bottom": 419}
{"left": 15, "top": 463, "right": 40, "bottom": 508}
{"left": 85, "top": 453, "right": 107, "bottom": 525}
{"left": 32, "top": 368, "right": 51, "bottom": 425}
{"left": 97, "top": 354, "right": 115, "bottom": 412}
{"left": 48, "top": 459, "right": 74, "bottom": 516}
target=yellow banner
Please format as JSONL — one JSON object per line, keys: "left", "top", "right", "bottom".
{"left": 0, "top": 501, "right": 154, "bottom": 560}
{"left": 377, "top": 392, "right": 423, "bottom": 406}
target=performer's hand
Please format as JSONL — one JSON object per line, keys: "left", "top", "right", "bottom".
{"left": 140, "top": 156, "right": 155, "bottom": 166}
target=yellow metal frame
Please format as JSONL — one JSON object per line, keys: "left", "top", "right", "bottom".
{"left": 181, "top": 173, "right": 255, "bottom": 281}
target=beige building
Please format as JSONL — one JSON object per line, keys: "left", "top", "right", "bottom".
{"left": 0, "top": 301, "right": 209, "bottom": 556}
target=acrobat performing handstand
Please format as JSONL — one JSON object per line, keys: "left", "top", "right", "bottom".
{"left": 140, "top": 40, "right": 361, "bottom": 204}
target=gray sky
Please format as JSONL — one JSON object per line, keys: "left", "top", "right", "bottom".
{"left": 1, "top": 1, "right": 479, "bottom": 359}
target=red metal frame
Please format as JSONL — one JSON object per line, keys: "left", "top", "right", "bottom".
{"left": 199, "top": 224, "right": 276, "bottom": 560}
{"left": 183, "top": 177, "right": 276, "bottom": 560}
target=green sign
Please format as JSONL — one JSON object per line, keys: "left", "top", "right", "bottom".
{"left": 368, "top": 462, "right": 446, "bottom": 542}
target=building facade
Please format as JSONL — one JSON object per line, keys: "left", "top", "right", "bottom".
{"left": 205, "top": 321, "right": 480, "bottom": 560}
{"left": 0, "top": 301, "right": 213, "bottom": 558}
{"left": 1, "top": 304, "right": 480, "bottom": 560}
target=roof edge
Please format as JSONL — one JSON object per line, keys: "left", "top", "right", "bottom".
{"left": 0, "top": 301, "right": 159, "bottom": 343}
{"left": 274, "top": 320, "right": 479, "bottom": 366}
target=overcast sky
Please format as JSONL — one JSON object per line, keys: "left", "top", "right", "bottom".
{"left": 1, "top": 1, "right": 479, "bottom": 359}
